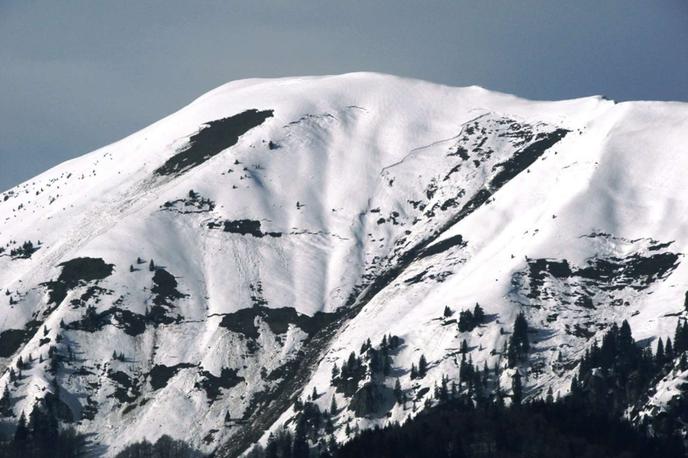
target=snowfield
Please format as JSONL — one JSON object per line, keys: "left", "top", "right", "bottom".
{"left": 1, "top": 72, "right": 687, "bottom": 456}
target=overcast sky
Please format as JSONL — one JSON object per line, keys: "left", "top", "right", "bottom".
{"left": 1, "top": 1, "right": 687, "bottom": 192}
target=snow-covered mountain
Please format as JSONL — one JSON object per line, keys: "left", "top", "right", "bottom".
{"left": 1, "top": 72, "right": 687, "bottom": 456}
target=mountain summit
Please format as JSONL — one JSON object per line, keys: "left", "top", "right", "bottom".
{"left": 1, "top": 73, "right": 687, "bottom": 456}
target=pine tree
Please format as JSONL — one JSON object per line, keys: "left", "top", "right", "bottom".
{"left": 545, "top": 386, "right": 554, "bottom": 404}
{"left": 460, "top": 339, "right": 469, "bottom": 354}
{"left": 14, "top": 411, "right": 29, "bottom": 452}
{"left": 507, "top": 312, "right": 530, "bottom": 367}
{"left": 443, "top": 306, "right": 453, "bottom": 318}
{"left": 359, "top": 338, "right": 371, "bottom": 354}
{"left": 618, "top": 320, "right": 633, "bottom": 350}
{"left": 0, "top": 385, "right": 11, "bottom": 416}
{"left": 512, "top": 371, "right": 523, "bottom": 405}
{"left": 439, "top": 375, "right": 449, "bottom": 402}
{"left": 458, "top": 310, "right": 475, "bottom": 332}
{"left": 507, "top": 340, "right": 518, "bottom": 368}
{"left": 265, "top": 433, "right": 278, "bottom": 458}
{"left": 410, "top": 363, "right": 418, "bottom": 380}
{"left": 129, "top": 264, "right": 134, "bottom": 272}
{"left": 149, "top": 259, "right": 155, "bottom": 271}
{"left": 570, "top": 375, "right": 582, "bottom": 398}
{"left": 330, "top": 395, "right": 338, "bottom": 415}
{"left": 280, "top": 431, "right": 293, "bottom": 458}
{"left": 473, "top": 303, "right": 485, "bottom": 323}
{"left": 311, "top": 386, "right": 318, "bottom": 400}
{"left": 512, "top": 312, "right": 530, "bottom": 352}
{"left": 665, "top": 338, "right": 674, "bottom": 359}
{"left": 656, "top": 338, "right": 665, "bottom": 365}
{"left": 383, "top": 353, "right": 392, "bottom": 376}
{"left": 675, "top": 320, "right": 688, "bottom": 354}
{"left": 418, "top": 355, "right": 428, "bottom": 378}
{"left": 393, "top": 379, "right": 403, "bottom": 403}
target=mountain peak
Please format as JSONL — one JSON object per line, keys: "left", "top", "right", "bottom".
{"left": 1, "top": 74, "right": 687, "bottom": 456}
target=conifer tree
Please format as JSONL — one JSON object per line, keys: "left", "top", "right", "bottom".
{"left": 665, "top": 338, "right": 674, "bottom": 359}
{"left": 394, "top": 379, "right": 403, "bottom": 404}
{"left": 618, "top": 320, "right": 633, "bottom": 350}
{"left": 507, "top": 340, "right": 518, "bottom": 368}
{"left": 656, "top": 338, "right": 665, "bottom": 365}
{"left": 330, "top": 395, "right": 338, "bottom": 415}
{"left": 0, "top": 385, "right": 11, "bottom": 416}
{"left": 418, "top": 355, "right": 428, "bottom": 378}
{"left": 439, "top": 375, "right": 449, "bottom": 402}
{"left": 507, "top": 312, "right": 530, "bottom": 367}
{"left": 265, "top": 433, "right": 278, "bottom": 458}
{"left": 149, "top": 259, "right": 155, "bottom": 271}
{"left": 570, "top": 375, "right": 581, "bottom": 398}
{"left": 458, "top": 310, "right": 475, "bottom": 332}
{"left": 383, "top": 353, "right": 392, "bottom": 376}
{"left": 512, "top": 371, "right": 523, "bottom": 405}
{"left": 473, "top": 303, "right": 485, "bottom": 323}
{"left": 545, "top": 386, "right": 554, "bottom": 404}
{"left": 512, "top": 312, "right": 530, "bottom": 352}
{"left": 675, "top": 320, "right": 688, "bottom": 354}
{"left": 14, "top": 411, "right": 29, "bottom": 453}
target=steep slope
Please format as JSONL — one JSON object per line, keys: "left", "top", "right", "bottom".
{"left": 0, "top": 73, "right": 687, "bottom": 456}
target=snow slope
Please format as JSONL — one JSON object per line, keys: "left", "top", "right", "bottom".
{"left": 1, "top": 73, "right": 687, "bottom": 456}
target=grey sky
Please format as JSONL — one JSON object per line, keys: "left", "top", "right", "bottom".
{"left": 1, "top": 1, "right": 687, "bottom": 192}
